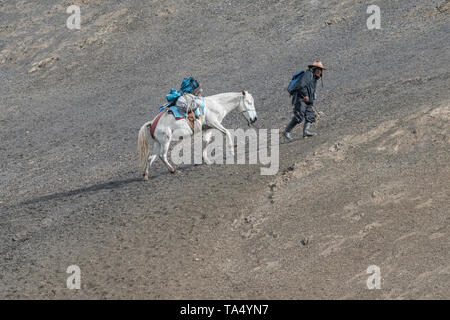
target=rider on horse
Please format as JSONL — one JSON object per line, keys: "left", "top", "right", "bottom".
{"left": 177, "top": 77, "right": 203, "bottom": 119}
{"left": 164, "top": 77, "right": 203, "bottom": 120}
{"left": 181, "top": 77, "right": 202, "bottom": 97}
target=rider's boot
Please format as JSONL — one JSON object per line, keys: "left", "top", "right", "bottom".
{"left": 303, "top": 122, "right": 317, "bottom": 138}
{"left": 283, "top": 118, "right": 297, "bottom": 141}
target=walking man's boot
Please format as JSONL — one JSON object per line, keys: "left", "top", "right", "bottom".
{"left": 283, "top": 118, "right": 298, "bottom": 141}
{"left": 303, "top": 122, "right": 317, "bottom": 138}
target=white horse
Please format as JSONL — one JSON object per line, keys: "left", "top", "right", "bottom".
{"left": 138, "top": 90, "right": 257, "bottom": 180}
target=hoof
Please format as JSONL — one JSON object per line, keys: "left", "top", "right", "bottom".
{"left": 143, "top": 173, "right": 149, "bottom": 181}
{"left": 170, "top": 169, "right": 180, "bottom": 174}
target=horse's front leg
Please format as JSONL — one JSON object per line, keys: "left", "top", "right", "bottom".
{"left": 208, "top": 122, "right": 235, "bottom": 156}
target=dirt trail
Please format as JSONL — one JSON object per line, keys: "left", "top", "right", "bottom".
{"left": 1, "top": 0, "right": 449, "bottom": 298}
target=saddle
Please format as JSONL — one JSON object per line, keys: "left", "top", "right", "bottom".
{"left": 168, "top": 105, "right": 197, "bottom": 120}
{"left": 159, "top": 97, "right": 205, "bottom": 119}
{"left": 168, "top": 106, "right": 198, "bottom": 132}
{"left": 151, "top": 98, "right": 205, "bottom": 138}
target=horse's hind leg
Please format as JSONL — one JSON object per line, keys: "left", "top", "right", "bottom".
{"left": 159, "top": 136, "right": 178, "bottom": 173}
{"left": 143, "top": 142, "right": 160, "bottom": 181}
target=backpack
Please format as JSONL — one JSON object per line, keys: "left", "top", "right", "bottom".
{"left": 166, "top": 88, "right": 182, "bottom": 105}
{"left": 180, "top": 77, "right": 200, "bottom": 94}
{"left": 165, "top": 77, "right": 201, "bottom": 107}
{"left": 287, "top": 70, "right": 305, "bottom": 95}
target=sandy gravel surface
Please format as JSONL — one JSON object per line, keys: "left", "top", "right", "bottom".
{"left": 0, "top": 0, "right": 449, "bottom": 299}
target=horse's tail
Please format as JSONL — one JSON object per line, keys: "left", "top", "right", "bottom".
{"left": 138, "top": 121, "right": 153, "bottom": 169}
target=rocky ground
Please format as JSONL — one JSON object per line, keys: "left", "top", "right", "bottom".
{"left": 0, "top": 0, "right": 449, "bottom": 299}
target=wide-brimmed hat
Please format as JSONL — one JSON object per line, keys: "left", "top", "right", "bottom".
{"left": 308, "top": 60, "right": 327, "bottom": 70}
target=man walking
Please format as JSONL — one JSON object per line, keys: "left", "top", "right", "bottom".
{"left": 284, "top": 60, "right": 326, "bottom": 140}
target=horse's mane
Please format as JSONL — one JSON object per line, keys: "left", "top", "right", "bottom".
{"left": 207, "top": 92, "right": 242, "bottom": 98}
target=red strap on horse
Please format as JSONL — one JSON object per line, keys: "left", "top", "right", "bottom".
{"left": 149, "top": 111, "right": 166, "bottom": 139}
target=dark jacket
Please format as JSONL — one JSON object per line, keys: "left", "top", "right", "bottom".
{"left": 292, "top": 68, "right": 317, "bottom": 106}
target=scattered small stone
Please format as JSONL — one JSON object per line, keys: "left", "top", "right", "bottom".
{"left": 12, "top": 232, "right": 28, "bottom": 242}
{"left": 436, "top": 2, "right": 450, "bottom": 14}
{"left": 28, "top": 56, "right": 59, "bottom": 73}
{"left": 300, "top": 238, "right": 309, "bottom": 246}
{"left": 268, "top": 231, "right": 279, "bottom": 238}
{"left": 328, "top": 142, "right": 344, "bottom": 152}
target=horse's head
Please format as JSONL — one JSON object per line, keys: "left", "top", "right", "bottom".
{"left": 240, "top": 90, "right": 257, "bottom": 126}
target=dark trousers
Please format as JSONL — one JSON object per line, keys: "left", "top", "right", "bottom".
{"left": 292, "top": 99, "right": 315, "bottom": 124}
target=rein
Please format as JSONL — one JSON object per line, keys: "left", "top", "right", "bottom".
{"left": 239, "top": 94, "right": 254, "bottom": 120}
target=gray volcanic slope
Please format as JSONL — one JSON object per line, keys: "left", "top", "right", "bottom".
{"left": 0, "top": 0, "right": 449, "bottom": 299}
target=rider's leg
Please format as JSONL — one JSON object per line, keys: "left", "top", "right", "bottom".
{"left": 193, "top": 107, "right": 201, "bottom": 119}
